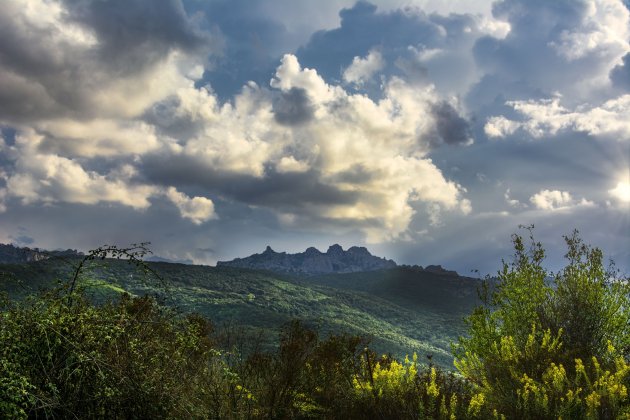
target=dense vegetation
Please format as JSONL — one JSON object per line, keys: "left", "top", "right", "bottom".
{"left": 0, "top": 254, "right": 479, "bottom": 368}
{"left": 1, "top": 231, "right": 628, "bottom": 418}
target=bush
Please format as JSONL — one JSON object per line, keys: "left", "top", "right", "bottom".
{"left": 0, "top": 287, "right": 226, "bottom": 418}
{"left": 454, "top": 229, "right": 629, "bottom": 419}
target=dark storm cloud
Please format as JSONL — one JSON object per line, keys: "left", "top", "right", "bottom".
{"left": 272, "top": 87, "right": 315, "bottom": 125}
{"left": 62, "top": 0, "right": 207, "bottom": 71}
{"left": 610, "top": 53, "right": 630, "bottom": 91}
{"left": 0, "top": 0, "right": 212, "bottom": 122}
{"left": 139, "top": 154, "right": 359, "bottom": 209}
{"left": 430, "top": 101, "right": 473, "bottom": 146}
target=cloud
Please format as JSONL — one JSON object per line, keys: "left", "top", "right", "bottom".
{"left": 609, "top": 181, "right": 630, "bottom": 203}
{"left": 610, "top": 53, "right": 630, "bottom": 91}
{"left": 0, "top": 188, "right": 6, "bottom": 213}
{"left": 504, "top": 188, "right": 523, "bottom": 207}
{"left": 1, "top": 0, "right": 474, "bottom": 247}
{"left": 5, "top": 131, "right": 157, "bottom": 209}
{"left": 165, "top": 187, "right": 216, "bottom": 224}
{"left": 343, "top": 49, "right": 385, "bottom": 85}
{"left": 529, "top": 189, "right": 594, "bottom": 211}
{"left": 272, "top": 87, "right": 315, "bottom": 125}
{"left": 297, "top": 1, "right": 498, "bottom": 96}
{"left": 430, "top": 101, "right": 473, "bottom": 146}
{"left": 469, "top": 0, "right": 629, "bottom": 110}
{"left": 276, "top": 156, "right": 310, "bottom": 173}
{"left": 485, "top": 95, "right": 630, "bottom": 140}
{"left": 0, "top": 0, "right": 213, "bottom": 123}
{"left": 139, "top": 54, "right": 472, "bottom": 241}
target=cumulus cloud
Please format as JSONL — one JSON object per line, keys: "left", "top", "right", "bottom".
{"left": 485, "top": 95, "right": 630, "bottom": 140}
{"left": 0, "top": 0, "right": 474, "bottom": 243}
{"left": 276, "top": 156, "right": 310, "bottom": 173}
{"left": 142, "top": 54, "right": 472, "bottom": 241}
{"left": 0, "top": 0, "right": 212, "bottom": 123}
{"left": 272, "top": 87, "right": 315, "bottom": 125}
{"left": 297, "top": 1, "right": 500, "bottom": 96}
{"left": 430, "top": 101, "right": 473, "bottom": 146}
{"left": 529, "top": 189, "right": 594, "bottom": 211}
{"left": 165, "top": 187, "right": 216, "bottom": 224}
{"left": 0, "top": 0, "right": 625, "bottom": 271}
{"left": 470, "top": 0, "right": 629, "bottom": 110}
{"left": 5, "top": 130, "right": 157, "bottom": 209}
{"left": 343, "top": 49, "right": 385, "bottom": 85}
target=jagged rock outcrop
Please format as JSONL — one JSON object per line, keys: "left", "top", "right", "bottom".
{"left": 217, "top": 244, "right": 397, "bottom": 275}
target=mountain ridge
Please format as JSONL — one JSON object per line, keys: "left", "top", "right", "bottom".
{"left": 0, "top": 243, "right": 83, "bottom": 264}
{"left": 217, "top": 244, "right": 398, "bottom": 275}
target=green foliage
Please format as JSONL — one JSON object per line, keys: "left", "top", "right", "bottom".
{"left": 0, "top": 287, "right": 223, "bottom": 418}
{"left": 455, "top": 229, "right": 630, "bottom": 419}
{"left": 0, "top": 258, "right": 476, "bottom": 368}
{"left": 1, "top": 232, "right": 627, "bottom": 419}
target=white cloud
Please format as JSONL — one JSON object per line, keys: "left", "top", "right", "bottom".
{"left": 484, "top": 116, "right": 520, "bottom": 138}
{"left": 485, "top": 95, "right": 630, "bottom": 140}
{"left": 529, "top": 189, "right": 594, "bottom": 211}
{"left": 609, "top": 181, "right": 630, "bottom": 203}
{"left": 150, "top": 54, "right": 472, "bottom": 242}
{"left": 0, "top": 0, "right": 479, "bottom": 244}
{"left": 32, "top": 118, "right": 162, "bottom": 158}
{"left": 0, "top": 0, "right": 211, "bottom": 123}
{"left": 343, "top": 49, "right": 385, "bottom": 85}
{"left": 276, "top": 156, "right": 310, "bottom": 173}
{"left": 548, "top": 0, "right": 629, "bottom": 62}
{"left": 165, "top": 187, "right": 216, "bottom": 225}
{"left": 6, "top": 131, "right": 157, "bottom": 209}
{"left": 504, "top": 189, "right": 523, "bottom": 207}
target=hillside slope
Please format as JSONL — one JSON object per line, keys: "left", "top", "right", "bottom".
{"left": 0, "top": 258, "right": 481, "bottom": 368}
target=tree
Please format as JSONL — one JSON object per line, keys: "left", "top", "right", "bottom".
{"left": 454, "top": 228, "right": 629, "bottom": 419}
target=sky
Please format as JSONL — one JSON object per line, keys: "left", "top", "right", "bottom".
{"left": 0, "top": 0, "right": 628, "bottom": 275}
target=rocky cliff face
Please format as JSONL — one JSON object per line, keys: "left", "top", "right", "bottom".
{"left": 217, "top": 244, "right": 397, "bottom": 275}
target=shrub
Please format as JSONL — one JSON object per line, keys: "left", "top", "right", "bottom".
{"left": 454, "top": 229, "right": 629, "bottom": 419}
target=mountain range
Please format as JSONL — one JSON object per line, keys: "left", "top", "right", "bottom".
{"left": 217, "top": 244, "right": 397, "bottom": 275}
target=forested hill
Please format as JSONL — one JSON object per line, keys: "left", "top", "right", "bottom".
{"left": 0, "top": 253, "right": 481, "bottom": 368}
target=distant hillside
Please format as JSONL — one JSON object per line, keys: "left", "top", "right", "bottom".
{"left": 305, "top": 266, "right": 479, "bottom": 317}
{"left": 0, "top": 257, "right": 482, "bottom": 368}
{"left": 0, "top": 243, "right": 83, "bottom": 264}
{"left": 217, "top": 244, "right": 397, "bottom": 275}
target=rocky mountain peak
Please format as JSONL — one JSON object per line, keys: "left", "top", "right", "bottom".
{"left": 326, "top": 244, "right": 344, "bottom": 255}
{"left": 304, "top": 247, "right": 321, "bottom": 256}
{"left": 217, "top": 244, "right": 397, "bottom": 275}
